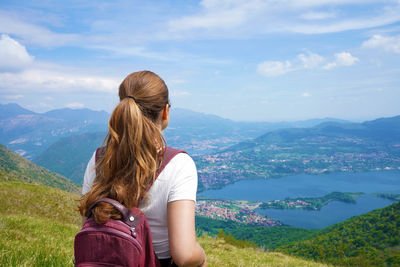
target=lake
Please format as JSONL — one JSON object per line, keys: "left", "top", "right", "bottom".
{"left": 200, "top": 170, "right": 400, "bottom": 228}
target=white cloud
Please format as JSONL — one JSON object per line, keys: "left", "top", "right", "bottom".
{"left": 299, "top": 11, "right": 336, "bottom": 20}
{"left": 0, "top": 34, "right": 34, "bottom": 71}
{"left": 169, "top": 79, "right": 187, "bottom": 85}
{"left": 65, "top": 102, "right": 85, "bottom": 109}
{"left": 40, "top": 102, "right": 53, "bottom": 108}
{"left": 0, "top": 34, "right": 120, "bottom": 95}
{"left": 4, "top": 94, "right": 24, "bottom": 100}
{"left": 0, "top": 69, "right": 119, "bottom": 93}
{"left": 335, "top": 52, "right": 359, "bottom": 65}
{"left": 171, "top": 90, "right": 191, "bottom": 97}
{"left": 323, "top": 52, "right": 359, "bottom": 69}
{"left": 91, "top": 45, "right": 178, "bottom": 61}
{"left": 165, "top": 0, "right": 400, "bottom": 39}
{"left": 362, "top": 34, "right": 400, "bottom": 53}
{"left": 258, "top": 50, "right": 358, "bottom": 76}
{"left": 0, "top": 11, "right": 78, "bottom": 47}
{"left": 291, "top": 10, "right": 400, "bottom": 34}
{"left": 297, "top": 52, "right": 325, "bottom": 68}
{"left": 257, "top": 61, "right": 292, "bottom": 77}
{"left": 301, "top": 92, "right": 311, "bottom": 97}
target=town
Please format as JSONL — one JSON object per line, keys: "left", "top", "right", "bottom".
{"left": 195, "top": 135, "right": 400, "bottom": 191}
{"left": 196, "top": 192, "right": 364, "bottom": 225}
{"left": 195, "top": 199, "right": 281, "bottom": 227}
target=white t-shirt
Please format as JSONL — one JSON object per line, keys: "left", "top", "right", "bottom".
{"left": 82, "top": 151, "right": 198, "bottom": 259}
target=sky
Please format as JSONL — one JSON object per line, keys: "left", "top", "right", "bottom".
{"left": 0, "top": 0, "right": 399, "bottom": 122}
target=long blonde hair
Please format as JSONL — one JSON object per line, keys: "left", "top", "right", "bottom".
{"left": 79, "top": 71, "right": 169, "bottom": 223}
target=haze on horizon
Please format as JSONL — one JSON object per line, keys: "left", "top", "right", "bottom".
{"left": 0, "top": 0, "right": 399, "bottom": 122}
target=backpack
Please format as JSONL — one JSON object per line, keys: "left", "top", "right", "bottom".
{"left": 74, "top": 147, "right": 185, "bottom": 267}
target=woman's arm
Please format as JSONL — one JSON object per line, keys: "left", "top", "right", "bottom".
{"left": 168, "top": 200, "right": 206, "bottom": 267}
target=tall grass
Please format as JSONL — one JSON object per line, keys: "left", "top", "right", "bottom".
{"left": 0, "top": 215, "right": 78, "bottom": 266}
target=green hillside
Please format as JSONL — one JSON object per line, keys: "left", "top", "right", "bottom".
{"left": 277, "top": 201, "right": 400, "bottom": 266}
{"left": 34, "top": 132, "right": 106, "bottom": 184}
{"left": 0, "top": 144, "right": 80, "bottom": 193}
{"left": 196, "top": 215, "right": 318, "bottom": 249}
{"left": 0, "top": 182, "right": 330, "bottom": 266}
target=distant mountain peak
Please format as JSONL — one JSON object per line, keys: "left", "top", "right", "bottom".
{"left": 0, "top": 103, "right": 35, "bottom": 120}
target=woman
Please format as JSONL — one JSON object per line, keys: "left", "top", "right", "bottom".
{"left": 78, "top": 71, "right": 207, "bottom": 267}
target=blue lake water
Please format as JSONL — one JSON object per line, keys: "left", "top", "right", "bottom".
{"left": 200, "top": 171, "right": 400, "bottom": 229}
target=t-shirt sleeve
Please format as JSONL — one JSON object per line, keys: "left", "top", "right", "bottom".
{"left": 167, "top": 153, "right": 198, "bottom": 203}
{"left": 82, "top": 151, "right": 96, "bottom": 195}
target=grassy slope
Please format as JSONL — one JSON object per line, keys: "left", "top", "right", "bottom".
{"left": 278, "top": 201, "right": 400, "bottom": 266}
{"left": 33, "top": 132, "right": 106, "bottom": 184}
{"left": 0, "top": 182, "right": 81, "bottom": 266}
{"left": 0, "top": 182, "right": 329, "bottom": 267}
{"left": 0, "top": 144, "right": 80, "bottom": 193}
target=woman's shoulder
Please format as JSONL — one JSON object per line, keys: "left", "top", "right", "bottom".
{"left": 164, "top": 150, "right": 196, "bottom": 172}
{"left": 160, "top": 150, "right": 197, "bottom": 184}
{"left": 82, "top": 150, "right": 97, "bottom": 195}
{"left": 161, "top": 150, "right": 198, "bottom": 202}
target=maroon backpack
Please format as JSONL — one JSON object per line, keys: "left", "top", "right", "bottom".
{"left": 74, "top": 147, "right": 185, "bottom": 267}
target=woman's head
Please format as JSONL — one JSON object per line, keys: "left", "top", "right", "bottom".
{"left": 119, "top": 71, "right": 169, "bottom": 122}
{"left": 79, "top": 70, "right": 170, "bottom": 223}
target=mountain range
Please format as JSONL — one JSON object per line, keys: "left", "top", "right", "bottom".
{"left": 0, "top": 103, "right": 350, "bottom": 184}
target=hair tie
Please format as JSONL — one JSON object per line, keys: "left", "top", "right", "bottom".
{"left": 126, "top": 96, "right": 136, "bottom": 102}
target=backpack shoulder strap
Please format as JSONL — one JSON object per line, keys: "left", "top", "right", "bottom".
{"left": 155, "top": 147, "right": 186, "bottom": 179}
{"left": 144, "top": 147, "right": 186, "bottom": 195}
{"left": 87, "top": 198, "right": 139, "bottom": 228}
{"left": 95, "top": 146, "right": 106, "bottom": 163}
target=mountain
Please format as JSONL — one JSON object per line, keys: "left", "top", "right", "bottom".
{"left": 0, "top": 144, "right": 80, "bottom": 193}
{"left": 1, "top": 103, "right": 356, "bottom": 184}
{"left": 196, "top": 115, "right": 400, "bottom": 191}
{"left": 29, "top": 106, "right": 350, "bottom": 183}
{"left": 44, "top": 107, "right": 109, "bottom": 124}
{"left": 34, "top": 132, "right": 106, "bottom": 184}
{"left": 253, "top": 115, "right": 400, "bottom": 145}
{"left": 0, "top": 103, "right": 35, "bottom": 120}
{"left": 0, "top": 103, "right": 109, "bottom": 159}
{"left": 277, "top": 200, "right": 400, "bottom": 266}
{"left": 0, "top": 182, "right": 327, "bottom": 267}
{"left": 165, "top": 107, "right": 288, "bottom": 154}
{"left": 0, "top": 103, "right": 350, "bottom": 160}
{"left": 165, "top": 108, "right": 348, "bottom": 154}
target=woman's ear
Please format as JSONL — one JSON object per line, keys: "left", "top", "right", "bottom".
{"left": 161, "top": 104, "right": 170, "bottom": 130}
{"left": 162, "top": 104, "right": 169, "bottom": 120}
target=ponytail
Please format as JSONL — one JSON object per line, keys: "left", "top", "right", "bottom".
{"left": 79, "top": 71, "right": 169, "bottom": 224}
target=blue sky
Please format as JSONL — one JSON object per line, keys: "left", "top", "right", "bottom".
{"left": 0, "top": 0, "right": 399, "bottom": 121}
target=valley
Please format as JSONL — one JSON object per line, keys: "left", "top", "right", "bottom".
{"left": 1, "top": 103, "right": 400, "bottom": 266}
{"left": 196, "top": 116, "right": 400, "bottom": 191}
